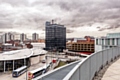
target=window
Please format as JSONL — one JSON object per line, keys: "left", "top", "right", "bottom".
{"left": 102, "top": 39, "right": 104, "bottom": 45}
{"left": 96, "top": 39, "right": 98, "bottom": 45}
{"left": 108, "top": 39, "right": 110, "bottom": 45}
{"left": 112, "top": 39, "right": 114, "bottom": 45}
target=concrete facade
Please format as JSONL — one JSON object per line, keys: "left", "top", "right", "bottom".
{"left": 95, "top": 32, "right": 120, "bottom": 52}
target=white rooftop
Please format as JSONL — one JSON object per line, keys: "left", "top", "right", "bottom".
{"left": 0, "top": 49, "right": 33, "bottom": 61}
{"left": 32, "top": 48, "right": 47, "bottom": 56}
{"left": 0, "top": 43, "right": 47, "bottom": 61}
{"left": 31, "top": 43, "right": 45, "bottom": 49}
{"left": 3, "top": 43, "right": 12, "bottom": 46}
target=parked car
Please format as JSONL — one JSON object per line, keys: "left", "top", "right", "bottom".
{"left": 42, "top": 60, "right": 46, "bottom": 63}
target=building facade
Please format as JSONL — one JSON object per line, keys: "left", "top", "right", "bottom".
{"left": 95, "top": 32, "right": 120, "bottom": 52}
{"left": 45, "top": 21, "right": 66, "bottom": 51}
{"left": 66, "top": 36, "right": 95, "bottom": 53}
{"left": 32, "top": 33, "right": 39, "bottom": 41}
{"left": 1, "top": 33, "right": 14, "bottom": 43}
{"left": 20, "top": 33, "right": 26, "bottom": 42}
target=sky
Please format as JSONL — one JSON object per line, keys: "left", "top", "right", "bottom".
{"left": 0, "top": 0, "right": 120, "bottom": 38}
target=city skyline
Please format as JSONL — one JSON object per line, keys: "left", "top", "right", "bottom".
{"left": 0, "top": 0, "right": 120, "bottom": 38}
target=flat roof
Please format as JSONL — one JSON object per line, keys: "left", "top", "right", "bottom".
{"left": 32, "top": 48, "right": 47, "bottom": 56}
{"left": 3, "top": 43, "right": 12, "bottom": 46}
{"left": 0, "top": 43, "right": 47, "bottom": 61}
{"left": 0, "top": 49, "right": 33, "bottom": 61}
{"left": 31, "top": 43, "right": 45, "bottom": 48}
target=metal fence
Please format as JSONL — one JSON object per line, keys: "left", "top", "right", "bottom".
{"left": 63, "top": 47, "right": 120, "bottom": 80}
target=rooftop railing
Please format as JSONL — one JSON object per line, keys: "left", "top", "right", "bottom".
{"left": 35, "top": 47, "right": 120, "bottom": 80}
{"left": 63, "top": 47, "right": 120, "bottom": 80}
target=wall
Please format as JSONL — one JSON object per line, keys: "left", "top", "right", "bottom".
{"left": 95, "top": 45, "right": 102, "bottom": 52}
{"left": 63, "top": 47, "right": 120, "bottom": 80}
{"left": 30, "top": 56, "right": 40, "bottom": 65}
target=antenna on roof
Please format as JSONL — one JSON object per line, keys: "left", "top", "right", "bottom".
{"left": 52, "top": 19, "right": 54, "bottom": 24}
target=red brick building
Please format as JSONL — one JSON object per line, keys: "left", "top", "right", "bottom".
{"left": 66, "top": 36, "right": 95, "bottom": 54}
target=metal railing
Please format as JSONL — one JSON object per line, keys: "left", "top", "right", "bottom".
{"left": 63, "top": 47, "right": 120, "bottom": 80}
{"left": 34, "top": 60, "right": 81, "bottom": 80}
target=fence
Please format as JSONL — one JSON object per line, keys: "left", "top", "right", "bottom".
{"left": 63, "top": 47, "right": 120, "bottom": 80}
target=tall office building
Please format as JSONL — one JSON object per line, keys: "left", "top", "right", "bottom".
{"left": 32, "top": 33, "right": 39, "bottom": 41}
{"left": 20, "top": 33, "right": 26, "bottom": 42}
{"left": 45, "top": 21, "right": 66, "bottom": 51}
{"left": 1, "top": 33, "right": 14, "bottom": 43}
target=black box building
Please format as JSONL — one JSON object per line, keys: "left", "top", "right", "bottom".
{"left": 45, "top": 21, "right": 66, "bottom": 51}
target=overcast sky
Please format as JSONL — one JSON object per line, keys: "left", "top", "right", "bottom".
{"left": 0, "top": 0, "right": 120, "bottom": 38}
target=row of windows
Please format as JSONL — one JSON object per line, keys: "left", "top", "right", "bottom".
{"left": 96, "top": 38, "right": 120, "bottom": 45}
{"left": 71, "top": 46, "right": 94, "bottom": 48}
{"left": 67, "top": 46, "right": 94, "bottom": 48}
{"left": 46, "top": 35, "right": 65, "bottom": 37}
{"left": 71, "top": 48, "right": 93, "bottom": 50}
{"left": 72, "top": 44, "right": 94, "bottom": 46}
{"left": 68, "top": 48, "right": 94, "bottom": 52}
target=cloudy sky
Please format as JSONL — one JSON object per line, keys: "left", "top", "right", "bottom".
{"left": 0, "top": 0, "right": 120, "bottom": 38}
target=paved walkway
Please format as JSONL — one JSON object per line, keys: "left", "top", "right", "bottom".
{"left": 102, "top": 58, "right": 120, "bottom": 80}
{"left": 35, "top": 61, "right": 80, "bottom": 80}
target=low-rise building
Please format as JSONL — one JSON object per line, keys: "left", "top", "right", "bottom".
{"left": 95, "top": 32, "right": 120, "bottom": 52}
{"left": 0, "top": 43, "right": 47, "bottom": 72}
{"left": 66, "top": 36, "right": 95, "bottom": 53}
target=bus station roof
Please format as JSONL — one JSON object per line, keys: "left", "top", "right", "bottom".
{"left": 0, "top": 49, "right": 33, "bottom": 61}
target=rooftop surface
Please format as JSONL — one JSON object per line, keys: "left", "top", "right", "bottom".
{"left": 32, "top": 48, "right": 47, "bottom": 56}
{"left": 102, "top": 58, "right": 120, "bottom": 80}
{"left": 0, "top": 48, "right": 47, "bottom": 61}
{"left": 0, "top": 49, "right": 33, "bottom": 61}
{"left": 0, "top": 43, "right": 46, "bottom": 61}
{"left": 31, "top": 43, "right": 45, "bottom": 48}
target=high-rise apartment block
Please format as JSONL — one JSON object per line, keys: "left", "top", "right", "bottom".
{"left": 45, "top": 21, "right": 66, "bottom": 51}
{"left": 1, "top": 33, "right": 14, "bottom": 43}
{"left": 32, "top": 33, "right": 39, "bottom": 41}
{"left": 20, "top": 33, "right": 26, "bottom": 42}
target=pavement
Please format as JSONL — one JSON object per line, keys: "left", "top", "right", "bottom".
{"left": 35, "top": 61, "right": 80, "bottom": 80}
{"left": 102, "top": 58, "right": 120, "bottom": 80}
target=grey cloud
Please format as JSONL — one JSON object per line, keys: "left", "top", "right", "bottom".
{"left": 0, "top": 0, "right": 120, "bottom": 33}
{"left": 0, "top": 0, "right": 29, "bottom": 6}
{"left": 66, "top": 28, "right": 74, "bottom": 33}
{"left": 97, "top": 27, "right": 101, "bottom": 29}
{"left": 0, "top": 18, "right": 13, "bottom": 28}
{"left": 98, "top": 28, "right": 106, "bottom": 31}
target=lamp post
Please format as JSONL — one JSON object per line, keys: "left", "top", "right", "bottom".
{"left": 45, "top": 51, "right": 47, "bottom": 71}
{"left": 24, "top": 55, "right": 27, "bottom": 80}
{"left": 26, "top": 65, "right": 27, "bottom": 80}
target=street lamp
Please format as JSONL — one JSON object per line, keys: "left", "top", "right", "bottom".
{"left": 49, "top": 47, "right": 53, "bottom": 68}
{"left": 24, "top": 55, "right": 27, "bottom": 80}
